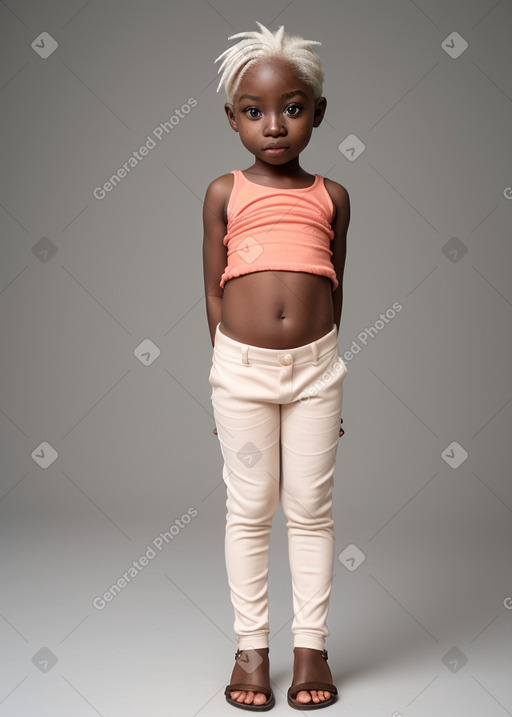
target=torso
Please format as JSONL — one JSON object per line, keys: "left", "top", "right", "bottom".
{"left": 220, "top": 270, "right": 334, "bottom": 348}
{"left": 219, "top": 170, "right": 336, "bottom": 349}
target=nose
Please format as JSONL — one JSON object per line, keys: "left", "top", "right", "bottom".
{"left": 263, "top": 113, "right": 286, "bottom": 136}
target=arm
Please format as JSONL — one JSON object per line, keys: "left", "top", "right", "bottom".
{"left": 326, "top": 181, "right": 351, "bottom": 334}
{"left": 202, "top": 177, "right": 229, "bottom": 346}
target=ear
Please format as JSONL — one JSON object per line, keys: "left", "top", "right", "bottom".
{"left": 312, "top": 97, "right": 327, "bottom": 128}
{"left": 224, "top": 103, "right": 239, "bottom": 133}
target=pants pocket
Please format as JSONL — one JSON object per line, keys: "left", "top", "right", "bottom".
{"left": 208, "top": 360, "right": 216, "bottom": 385}
{"left": 333, "top": 353, "right": 348, "bottom": 381}
{"left": 208, "top": 349, "right": 217, "bottom": 385}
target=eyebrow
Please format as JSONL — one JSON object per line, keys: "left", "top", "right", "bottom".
{"left": 237, "top": 90, "right": 309, "bottom": 102}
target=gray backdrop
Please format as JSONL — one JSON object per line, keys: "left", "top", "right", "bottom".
{"left": 1, "top": 1, "right": 511, "bottom": 715}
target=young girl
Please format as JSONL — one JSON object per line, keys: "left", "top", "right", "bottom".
{"left": 203, "top": 21, "right": 350, "bottom": 711}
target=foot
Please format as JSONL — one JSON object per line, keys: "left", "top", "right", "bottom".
{"left": 227, "top": 647, "right": 272, "bottom": 707}
{"left": 229, "top": 690, "right": 268, "bottom": 707}
{"left": 291, "top": 647, "right": 335, "bottom": 706}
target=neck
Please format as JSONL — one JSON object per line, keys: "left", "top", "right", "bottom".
{"left": 251, "top": 156, "right": 307, "bottom": 179}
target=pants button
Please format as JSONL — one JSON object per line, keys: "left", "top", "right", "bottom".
{"left": 279, "top": 353, "right": 293, "bottom": 366}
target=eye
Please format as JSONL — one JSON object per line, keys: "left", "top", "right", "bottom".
{"left": 285, "top": 104, "right": 302, "bottom": 116}
{"left": 245, "top": 107, "right": 261, "bottom": 119}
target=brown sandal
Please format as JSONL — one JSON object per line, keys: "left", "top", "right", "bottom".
{"left": 225, "top": 647, "right": 275, "bottom": 711}
{"left": 287, "top": 648, "right": 338, "bottom": 710}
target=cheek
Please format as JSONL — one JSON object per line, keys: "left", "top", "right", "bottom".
{"left": 239, "top": 124, "right": 258, "bottom": 141}
{"left": 239, "top": 117, "right": 256, "bottom": 130}
{"left": 292, "top": 124, "right": 312, "bottom": 144}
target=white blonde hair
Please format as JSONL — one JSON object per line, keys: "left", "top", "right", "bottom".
{"left": 214, "top": 21, "right": 325, "bottom": 103}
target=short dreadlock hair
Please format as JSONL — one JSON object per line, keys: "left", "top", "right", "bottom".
{"left": 214, "top": 21, "right": 325, "bottom": 104}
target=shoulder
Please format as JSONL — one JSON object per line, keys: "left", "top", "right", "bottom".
{"left": 203, "top": 172, "right": 236, "bottom": 224}
{"left": 322, "top": 177, "right": 350, "bottom": 224}
{"left": 204, "top": 172, "right": 235, "bottom": 202}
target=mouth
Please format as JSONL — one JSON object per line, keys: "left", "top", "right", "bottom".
{"left": 263, "top": 145, "right": 289, "bottom": 156}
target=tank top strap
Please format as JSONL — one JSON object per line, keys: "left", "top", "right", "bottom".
{"left": 227, "top": 170, "right": 244, "bottom": 225}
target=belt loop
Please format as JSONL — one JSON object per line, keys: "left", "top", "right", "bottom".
{"left": 311, "top": 342, "right": 319, "bottom": 366}
{"left": 241, "top": 345, "right": 250, "bottom": 365}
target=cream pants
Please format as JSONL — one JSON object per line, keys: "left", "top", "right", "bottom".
{"left": 209, "top": 322, "right": 347, "bottom": 651}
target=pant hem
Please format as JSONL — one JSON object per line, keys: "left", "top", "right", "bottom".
{"left": 237, "top": 636, "right": 270, "bottom": 650}
{"left": 293, "top": 635, "right": 327, "bottom": 651}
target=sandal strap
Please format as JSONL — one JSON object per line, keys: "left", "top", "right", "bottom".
{"left": 288, "top": 681, "right": 338, "bottom": 699}
{"left": 225, "top": 683, "right": 273, "bottom": 699}
{"left": 235, "top": 648, "right": 269, "bottom": 658}
{"left": 294, "top": 648, "right": 329, "bottom": 659}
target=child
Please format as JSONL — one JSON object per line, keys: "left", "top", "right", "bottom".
{"left": 203, "top": 21, "right": 350, "bottom": 711}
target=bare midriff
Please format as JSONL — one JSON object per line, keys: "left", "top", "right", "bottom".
{"left": 220, "top": 270, "right": 335, "bottom": 349}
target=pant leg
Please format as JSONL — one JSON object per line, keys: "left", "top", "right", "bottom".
{"left": 209, "top": 323, "right": 347, "bottom": 651}
{"left": 209, "top": 332, "right": 281, "bottom": 650}
{"left": 280, "top": 340, "right": 346, "bottom": 651}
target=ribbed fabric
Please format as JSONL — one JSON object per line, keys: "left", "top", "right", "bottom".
{"left": 220, "top": 170, "right": 338, "bottom": 291}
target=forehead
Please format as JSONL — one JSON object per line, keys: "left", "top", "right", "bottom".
{"left": 235, "top": 58, "right": 313, "bottom": 101}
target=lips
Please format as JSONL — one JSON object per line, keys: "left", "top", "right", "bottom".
{"left": 263, "top": 145, "right": 289, "bottom": 157}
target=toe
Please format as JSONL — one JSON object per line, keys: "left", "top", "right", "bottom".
{"left": 253, "top": 692, "right": 268, "bottom": 706}
{"left": 243, "top": 690, "right": 254, "bottom": 704}
{"left": 296, "top": 689, "right": 312, "bottom": 704}
{"left": 310, "top": 689, "right": 321, "bottom": 703}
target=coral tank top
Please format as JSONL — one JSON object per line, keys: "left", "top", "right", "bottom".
{"left": 220, "top": 169, "right": 338, "bottom": 291}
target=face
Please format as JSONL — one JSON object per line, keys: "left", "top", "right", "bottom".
{"left": 224, "top": 58, "right": 327, "bottom": 165}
